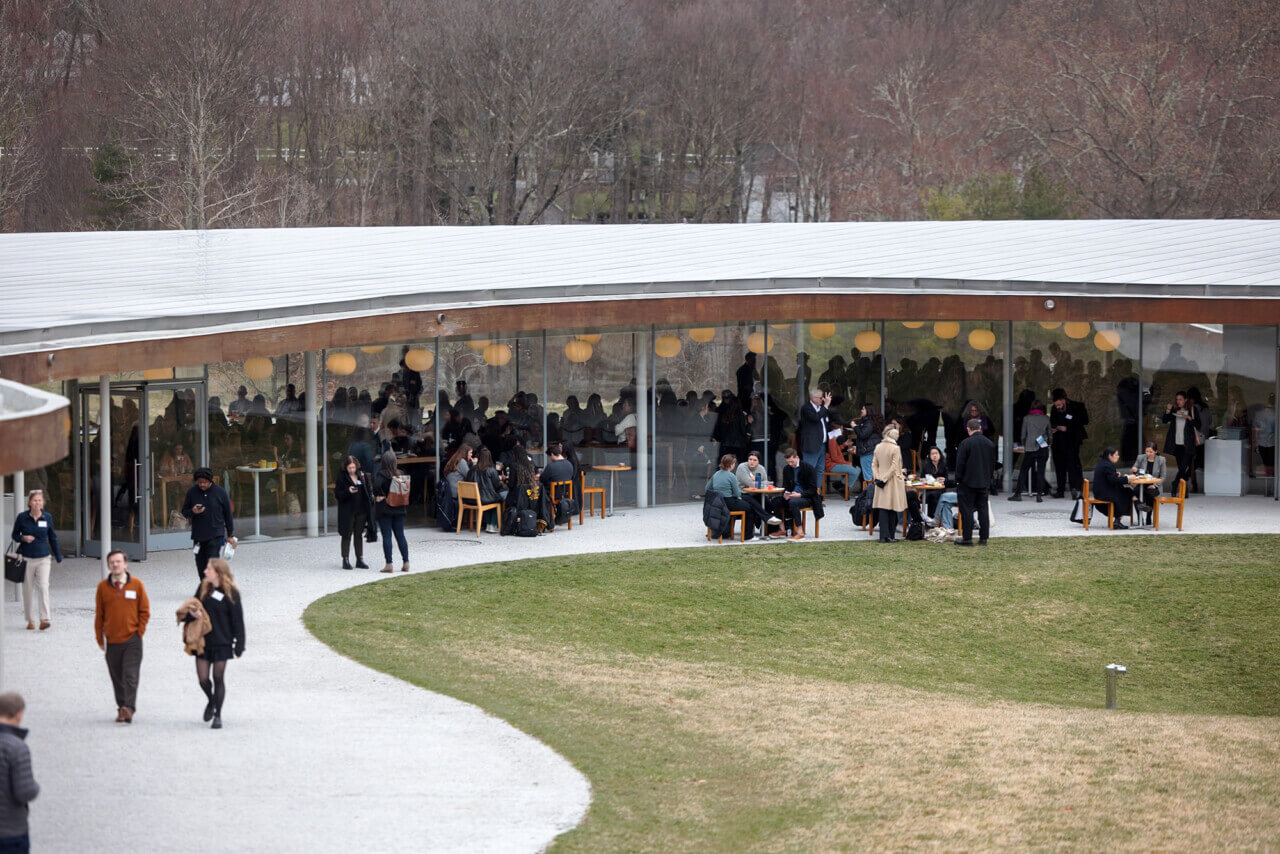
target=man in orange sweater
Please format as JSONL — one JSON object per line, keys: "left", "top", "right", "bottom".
{"left": 94, "top": 550, "right": 150, "bottom": 724}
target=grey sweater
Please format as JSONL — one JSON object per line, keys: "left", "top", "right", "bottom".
{"left": 0, "top": 723, "right": 38, "bottom": 838}
{"left": 1021, "top": 412, "right": 1052, "bottom": 449}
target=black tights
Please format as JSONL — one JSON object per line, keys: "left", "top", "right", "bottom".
{"left": 197, "top": 658, "right": 228, "bottom": 714}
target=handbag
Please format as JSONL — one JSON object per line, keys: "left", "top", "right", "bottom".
{"left": 4, "top": 545, "right": 26, "bottom": 584}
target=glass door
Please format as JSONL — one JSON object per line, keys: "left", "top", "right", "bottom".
{"left": 145, "top": 383, "right": 208, "bottom": 550}
{"left": 79, "top": 387, "right": 148, "bottom": 560}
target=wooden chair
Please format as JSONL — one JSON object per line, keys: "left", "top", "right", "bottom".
{"left": 456, "top": 480, "right": 501, "bottom": 536}
{"left": 707, "top": 510, "right": 747, "bottom": 543}
{"left": 1081, "top": 478, "right": 1114, "bottom": 531}
{"left": 796, "top": 506, "right": 820, "bottom": 538}
{"left": 579, "top": 471, "right": 604, "bottom": 522}
{"left": 549, "top": 480, "right": 574, "bottom": 531}
{"left": 1153, "top": 478, "right": 1187, "bottom": 531}
{"left": 821, "top": 470, "right": 851, "bottom": 500}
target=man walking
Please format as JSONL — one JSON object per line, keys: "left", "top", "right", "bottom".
{"left": 1049, "top": 387, "right": 1089, "bottom": 499}
{"left": 955, "top": 418, "right": 995, "bottom": 546}
{"left": 796, "top": 388, "right": 832, "bottom": 481}
{"left": 0, "top": 692, "right": 39, "bottom": 853}
{"left": 95, "top": 550, "right": 150, "bottom": 724}
{"left": 180, "top": 468, "right": 236, "bottom": 581}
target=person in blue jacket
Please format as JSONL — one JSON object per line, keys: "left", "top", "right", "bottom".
{"left": 9, "top": 490, "right": 62, "bottom": 631}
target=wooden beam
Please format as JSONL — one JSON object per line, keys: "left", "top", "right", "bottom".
{"left": 0, "top": 405, "right": 69, "bottom": 475}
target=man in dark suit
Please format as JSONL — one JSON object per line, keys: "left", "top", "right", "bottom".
{"left": 768, "top": 447, "right": 824, "bottom": 541}
{"left": 954, "top": 418, "right": 995, "bottom": 546}
{"left": 796, "top": 388, "right": 832, "bottom": 480}
{"left": 1049, "top": 387, "right": 1089, "bottom": 499}
{"left": 736, "top": 352, "right": 757, "bottom": 406}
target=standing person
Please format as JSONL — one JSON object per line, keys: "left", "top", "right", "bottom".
{"left": 796, "top": 388, "right": 832, "bottom": 480}
{"left": 871, "top": 426, "right": 907, "bottom": 543}
{"left": 1254, "top": 393, "right": 1276, "bottom": 477}
{"left": 9, "top": 490, "right": 62, "bottom": 631}
{"left": 1009, "top": 400, "right": 1052, "bottom": 502}
{"left": 193, "top": 559, "right": 244, "bottom": 730}
{"left": 1162, "top": 390, "right": 1200, "bottom": 494}
{"left": 851, "top": 404, "right": 884, "bottom": 491}
{"left": 735, "top": 352, "right": 757, "bottom": 406}
{"left": 1049, "top": 388, "right": 1089, "bottom": 499}
{"left": 335, "top": 455, "right": 374, "bottom": 570}
{"left": 372, "top": 451, "right": 409, "bottom": 573}
{"left": 180, "top": 468, "right": 236, "bottom": 582}
{"left": 94, "top": 550, "right": 150, "bottom": 723}
{"left": 0, "top": 692, "right": 39, "bottom": 853}
{"left": 955, "top": 418, "right": 996, "bottom": 546}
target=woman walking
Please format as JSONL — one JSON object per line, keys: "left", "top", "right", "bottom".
{"left": 10, "top": 490, "right": 62, "bottom": 631}
{"left": 334, "top": 455, "right": 374, "bottom": 570}
{"left": 373, "top": 451, "right": 410, "bottom": 573}
{"left": 195, "top": 558, "right": 244, "bottom": 729}
{"left": 871, "top": 425, "right": 908, "bottom": 543}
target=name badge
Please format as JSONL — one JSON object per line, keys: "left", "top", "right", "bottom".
{"left": 37, "top": 520, "right": 47, "bottom": 528}
{"left": 1066, "top": 414, "right": 1073, "bottom": 420}
{"left": 124, "top": 590, "right": 137, "bottom": 600}
{"left": 211, "top": 591, "right": 225, "bottom": 602}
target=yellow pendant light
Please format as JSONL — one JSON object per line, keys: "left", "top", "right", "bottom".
{"left": 968, "top": 328, "right": 997, "bottom": 351}
{"left": 933, "top": 321, "right": 960, "bottom": 340}
{"left": 576, "top": 333, "right": 602, "bottom": 344}
{"left": 243, "top": 357, "right": 274, "bottom": 381}
{"left": 1038, "top": 321, "right": 1062, "bottom": 330}
{"left": 404, "top": 348, "right": 434, "bottom": 372}
{"left": 359, "top": 345, "right": 385, "bottom": 354}
{"left": 809, "top": 322, "right": 836, "bottom": 340}
{"left": 746, "top": 331, "right": 774, "bottom": 354}
{"left": 483, "top": 343, "right": 512, "bottom": 366}
{"left": 654, "top": 334, "right": 682, "bottom": 358}
{"left": 901, "top": 321, "right": 925, "bottom": 329}
{"left": 142, "top": 368, "right": 174, "bottom": 380}
{"left": 1094, "top": 329, "right": 1121, "bottom": 352}
{"left": 565, "top": 339, "right": 593, "bottom": 363}
{"left": 853, "top": 330, "right": 881, "bottom": 352}
{"left": 326, "top": 352, "right": 357, "bottom": 376}
{"left": 689, "top": 328, "right": 716, "bottom": 343}
{"left": 1064, "top": 321, "right": 1092, "bottom": 339}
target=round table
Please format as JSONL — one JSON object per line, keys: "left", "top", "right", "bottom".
{"left": 235, "top": 465, "right": 277, "bottom": 541}
{"left": 905, "top": 481, "right": 949, "bottom": 537}
{"left": 743, "top": 485, "right": 784, "bottom": 533}
{"left": 592, "top": 465, "right": 631, "bottom": 517}
{"left": 1127, "top": 476, "right": 1162, "bottom": 527}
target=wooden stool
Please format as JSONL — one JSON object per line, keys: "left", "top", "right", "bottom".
{"left": 795, "top": 506, "right": 820, "bottom": 538}
{"left": 579, "top": 471, "right": 604, "bottom": 522}
{"left": 707, "top": 510, "right": 747, "bottom": 543}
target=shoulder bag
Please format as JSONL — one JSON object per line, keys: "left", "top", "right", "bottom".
{"left": 5, "top": 543, "right": 27, "bottom": 584}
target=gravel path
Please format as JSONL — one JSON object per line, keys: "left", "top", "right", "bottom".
{"left": 6, "top": 496, "right": 1275, "bottom": 851}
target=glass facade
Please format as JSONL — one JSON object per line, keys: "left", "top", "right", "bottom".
{"left": 56, "top": 318, "right": 1279, "bottom": 555}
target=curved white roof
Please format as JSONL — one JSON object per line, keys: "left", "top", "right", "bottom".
{"left": 0, "top": 219, "right": 1278, "bottom": 355}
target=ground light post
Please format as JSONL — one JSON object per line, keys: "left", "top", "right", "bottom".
{"left": 1105, "top": 663, "right": 1127, "bottom": 709}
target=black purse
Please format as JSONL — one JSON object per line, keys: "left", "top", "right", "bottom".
{"left": 5, "top": 545, "right": 26, "bottom": 584}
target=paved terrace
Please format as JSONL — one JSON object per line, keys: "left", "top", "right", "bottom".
{"left": 8, "top": 495, "right": 1278, "bottom": 852}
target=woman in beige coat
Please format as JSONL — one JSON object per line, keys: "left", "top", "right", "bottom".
{"left": 871, "top": 426, "right": 908, "bottom": 542}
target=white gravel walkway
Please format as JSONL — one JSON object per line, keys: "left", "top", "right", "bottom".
{"left": 6, "top": 495, "right": 1277, "bottom": 852}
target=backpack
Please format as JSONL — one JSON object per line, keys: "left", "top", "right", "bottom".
{"left": 850, "top": 483, "right": 875, "bottom": 527}
{"left": 386, "top": 474, "right": 411, "bottom": 507}
{"left": 1069, "top": 498, "right": 1090, "bottom": 525}
{"left": 503, "top": 507, "right": 538, "bottom": 537}
{"left": 555, "top": 497, "right": 578, "bottom": 525}
{"left": 434, "top": 478, "right": 457, "bottom": 531}
{"left": 906, "top": 519, "right": 924, "bottom": 540}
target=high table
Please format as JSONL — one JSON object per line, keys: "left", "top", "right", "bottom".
{"left": 235, "top": 465, "right": 277, "bottom": 540}
{"left": 1127, "top": 476, "right": 1162, "bottom": 528}
{"left": 905, "top": 481, "right": 950, "bottom": 537}
{"left": 743, "top": 485, "right": 784, "bottom": 536}
{"left": 592, "top": 465, "right": 631, "bottom": 517}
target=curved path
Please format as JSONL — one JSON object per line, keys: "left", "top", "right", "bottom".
{"left": 7, "top": 496, "right": 1272, "bottom": 851}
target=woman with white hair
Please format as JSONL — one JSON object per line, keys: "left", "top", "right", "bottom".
{"left": 9, "top": 490, "right": 62, "bottom": 630}
{"left": 871, "top": 426, "right": 908, "bottom": 543}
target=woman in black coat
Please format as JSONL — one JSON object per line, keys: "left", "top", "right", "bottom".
{"left": 919, "top": 445, "right": 949, "bottom": 518}
{"left": 195, "top": 558, "right": 244, "bottom": 730}
{"left": 1091, "top": 446, "right": 1134, "bottom": 528}
{"left": 334, "top": 455, "right": 375, "bottom": 569}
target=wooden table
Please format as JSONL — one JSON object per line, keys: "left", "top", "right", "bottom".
{"left": 905, "top": 481, "right": 948, "bottom": 537}
{"left": 155, "top": 473, "right": 188, "bottom": 527}
{"left": 744, "top": 485, "right": 784, "bottom": 534}
{"left": 592, "top": 465, "right": 631, "bottom": 517}
{"left": 1127, "top": 475, "right": 1161, "bottom": 527}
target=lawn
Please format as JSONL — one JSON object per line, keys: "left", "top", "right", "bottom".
{"left": 305, "top": 535, "right": 1280, "bottom": 851}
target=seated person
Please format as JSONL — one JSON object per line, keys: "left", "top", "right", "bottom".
{"left": 540, "top": 442, "right": 577, "bottom": 499}
{"left": 442, "top": 444, "right": 474, "bottom": 499}
{"left": 473, "top": 447, "right": 507, "bottom": 533}
{"left": 919, "top": 445, "right": 949, "bottom": 520}
{"left": 1130, "top": 440, "right": 1167, "bottom": 525}
{"left": 159, "top": 443, "right": 193, "bottom": 479}
{"left": 613, "top": 398, "right": 638, "bottom": 449}
{"left": 387, "top": 420, "right": 413, "bottom": 455}
{"left": 705, "top": 454, "right": 776, "bottom": 540}
{"left": 823, "top": 433, "right": 860, "bottom": 491}
{"left": 734, "top": 450, "right": 768, "bottom": 489}
{"left": 1091, "top": 446, "right": 1134, "bottom": 529}
{"left": 767, "top": 447, "right": 821, "bottom": 541}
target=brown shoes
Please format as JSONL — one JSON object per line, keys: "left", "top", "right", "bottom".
{"left": 400, "top": 562, "right": 409, "bottom": 572}
{"left": 380, "top": 564, "right": 393, "bottom": 573}
{"left": 25, "top": 622, "right": 34, "bottom": 631}
{"left": 787, "top": 528, "right": 806, "bottom": 541}
{"left": 115, "top": 707, "right": 125, "bottom": 723}
{"left": 122, "top": 707, "right": 133, "bottom": 724}
{"left": 38, "top": 621, "right": 49, "bottom": 631}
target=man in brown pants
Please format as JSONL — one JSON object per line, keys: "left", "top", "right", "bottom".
{"left": 94, "top": 550, "right": 150, "bottom": 724}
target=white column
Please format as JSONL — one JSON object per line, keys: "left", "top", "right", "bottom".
{"left": 305, "top": 351, "right": 319, "bottom": 537}
{"left": 11, "top": 471, "right": 23, "bottom": 523}
{"left": 635, "top": 331, "right": 650, "bottom": 508}
{"left": 100, "top": 374, "right": 111, "bottom": 577}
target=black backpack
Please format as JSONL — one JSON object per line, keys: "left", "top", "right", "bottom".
{"left": 555, "top": 497, "right": 578, "bottom": 525}
{"left": 906, "top": 519, "right": 924, "bottom": 540}
{"left": 435, "top": 478, "right": 457, "bottom": 531}
{"left": 850, "top": 483, "right": 875, "bottom": 527}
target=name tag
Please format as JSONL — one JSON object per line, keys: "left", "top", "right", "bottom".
{"left": 1066, "top": 414, "right": 1073, "bottom": 420}
{"left": 124, "top": 590, "right": 137, "bottom": 600}
{"left": 37, "top": 520, "right": 47, "bottom": 528}
{"left": 211, "top": 590, "right": 225, "bottom": 602}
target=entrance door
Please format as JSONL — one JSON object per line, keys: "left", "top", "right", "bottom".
{"left": 79, "top": 388, "right": 147, "bottom": 561}
{"left": 144, "top": 383, "right": 207, "bottom": 549}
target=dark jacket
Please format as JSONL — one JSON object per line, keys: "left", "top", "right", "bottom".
{"left": 1161, "top": 403, "right": 1202, "bottom": 454}
{"left": 853, "top": 419, "right": 881, "bottom": 457}
{"left": 796, "top": 402, "right": 830, "bottom": 455}
{"left": 334, "top": 470, "right": 376, "bottom": 538}
{"left": 540, "top": 459, "right": 576, "bottom": 492}
{"left": 921, "top": 457, "right": 949, "bottom": 486}
{"left": 475, "top": 468, "right": 505, "bottom": 505}
{"left": 198, "top": 587, "right": 246, "bottom": 656}
{"left": 1050, "top": 399, "right": 1089, "bottom": 447}
{"left": 702, "top": 492, "right": 733, "bottom": 539}
{"left": 782, "top": 461, "right": 824, "bottom": 520}
{"left": 373, "top": 470, "right": 407, "bottom": 518}
{"left": 1091, "top": 458, "right": 1131, "bottom": 506}
{"left": 955, "top": 432, "right": 996, "bottom": 490}
{"left": 10, "top": 510, "right": 63, "bottom": 561}
{"left": 0, "top": 722, "right": 38, "bottom": 839}
{"left": 180, "top": 482, "right": 235, "bottom": 542}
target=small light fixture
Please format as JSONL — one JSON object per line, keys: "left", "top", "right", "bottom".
{"left": 1044, "top": 299, "right": 1055, "bottom": 310}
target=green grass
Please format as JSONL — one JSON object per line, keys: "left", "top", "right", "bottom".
{"left": 305, "top": 535, "right": 1280, "bottom": 850}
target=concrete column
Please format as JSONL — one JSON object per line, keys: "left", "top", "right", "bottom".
{"left": 99, "top": 374, "right": 111, "bottom": 577}
{"left": 305, "top": 352, "right": 319, "bottom": 537}
{"left": 635, "top": 330, "right": 650, "bottom": 508}
{"left": 11, "top": 471, "right": 23, "bottom": 524}
{"left": 1004, "top": 322, "right": 1014, "bottom": 492}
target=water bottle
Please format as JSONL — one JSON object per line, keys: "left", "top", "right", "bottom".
{"left": 755, "top": 472, "right": 763, "bottom": 489}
